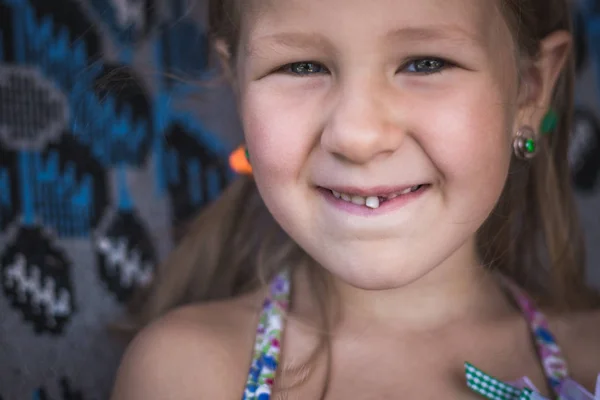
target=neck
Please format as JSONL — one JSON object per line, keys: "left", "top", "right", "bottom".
{"left": 296, "top": 239, "right": 513, "bottom": 334}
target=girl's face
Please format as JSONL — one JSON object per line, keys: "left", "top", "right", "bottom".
{"left": 236, "top": 0, "right": 522, "bottom": 289}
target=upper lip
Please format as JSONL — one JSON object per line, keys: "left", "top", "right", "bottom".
{"left": 320, "top": 184, "right": 427, "bottom": 197}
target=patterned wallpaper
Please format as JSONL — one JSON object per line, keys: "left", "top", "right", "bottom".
{"left": 0, "top": 0, "right": 237, "bottom": 398}
{"left": 0, "top": 0, "right": 598, "bottom": 399}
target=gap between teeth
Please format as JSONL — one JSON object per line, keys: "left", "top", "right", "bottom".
{"left": 331, "top": 186, "right": 421, "bottom": 209}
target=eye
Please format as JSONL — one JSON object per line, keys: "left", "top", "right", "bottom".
{"left": 402, "top": 58, "right": 451, "bottom": 74}
{"left": 281, "top": 62, "right": 328, "bottom": 76}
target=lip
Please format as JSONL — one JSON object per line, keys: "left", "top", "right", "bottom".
{"left": 317, "top": 184, "right": 430, "bottom": 216}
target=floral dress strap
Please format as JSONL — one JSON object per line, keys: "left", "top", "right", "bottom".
{"left": 242, "top": 270, "right": 291, "bottom": 400}
{"left": 466, "top": 282, "right": 580, "bottom": 400}
{"left": 242, "top": 272, "right": 581, "bottom": 400}
{"left": 506, "top": 283, "right": 570, "bottom": 393}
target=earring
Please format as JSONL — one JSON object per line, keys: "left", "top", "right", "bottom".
{"left": 513, "top": 126, "right": 538, "bottom": 160}
{"left": 540, "top": 109, "right": 558, "bottom": 135}
{"left": 229, "top": 144, "right": 253, "bottom": 175}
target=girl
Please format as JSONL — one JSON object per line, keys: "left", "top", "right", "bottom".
{"left": 111, "top": 0, "right": 600, "bottom": 398}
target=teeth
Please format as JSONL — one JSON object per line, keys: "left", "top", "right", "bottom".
{"left": 365, "top": 196, "right": 380, "bottom": 209}
{"left": 351, "top": 195, "right": 366, "bottom": 205}
{"left": 331, "top": 185, "right": 425, "bottom": 209}
{"left": 330, "top": 191, "right": 382, "bottom": 209}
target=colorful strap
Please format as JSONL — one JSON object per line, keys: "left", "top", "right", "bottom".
{"left": 241, "top": 272, "right": 571, "bottom": 400}
{"left": 242, "top": 270, "right": 290, "bottom": 400}
{"left": 465, "top": 282, "right": 572, "bottom": 400}
{"left": 505, "top": 283, "right": 570, "bottom": 393}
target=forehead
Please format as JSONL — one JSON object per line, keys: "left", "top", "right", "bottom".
{"left": 241, "top": 0, "right": 511, "bottom": 54}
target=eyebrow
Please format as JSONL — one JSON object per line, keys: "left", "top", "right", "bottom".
{"left": 245, "top": 32, "right": 334, "bottom": 56}
{"left": 246, "top": 25, "right": 482, "bottom": 56}
{"left": 384, "top": 25, "right": 483, "bottom": 46}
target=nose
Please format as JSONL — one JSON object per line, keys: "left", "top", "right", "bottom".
{"left": 321, "top": 77, "right": 406, "bottom": 165}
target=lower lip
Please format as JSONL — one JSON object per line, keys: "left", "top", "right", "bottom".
{"left": 317, "top": 185, "right": 430, "bottom": 216}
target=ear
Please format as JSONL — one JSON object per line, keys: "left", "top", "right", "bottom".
{"left": 214, "top": 38, "right": 237, "bottom": 86}
{"left": 516, "top": 30, "right": 572, "bottom": 132}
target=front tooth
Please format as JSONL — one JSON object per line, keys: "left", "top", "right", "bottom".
{"left": 341, "top": 193, "right": 351, "bottom": 201}
{"left": 365, "top": 196, "right": 380, "bottom": 209}
{"left": 332, "top": 190, "right": 341, "bottom": 198}
{"left": 351, "top": 195, "right": 366, "bottom": 205}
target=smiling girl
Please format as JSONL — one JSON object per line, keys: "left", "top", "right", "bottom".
{"left": 112, "top": 0, "right": 600, "bottom": 398}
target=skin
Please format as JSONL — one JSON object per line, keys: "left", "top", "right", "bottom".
{"left": 111, "top": 0, "right": 600, "bottom": 398}
{"left": 238, "top": 0, "right": 516, "bottom": 328}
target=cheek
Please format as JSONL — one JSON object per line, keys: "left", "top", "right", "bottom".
{"left": 239, "top": 85, "right": 323, "bottom": 217}
{"left": 239, "top": 86, "right": 323, "bottom": 235}
{"left": 241, "top": 92, "right": 302, "bottom": 178}
{"left": 420, "top": 83, "right": 514, "bottom": 209}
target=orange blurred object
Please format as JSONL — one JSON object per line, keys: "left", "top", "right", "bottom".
{"left": 229, "top": 145, "right": 253, "bottom": 175}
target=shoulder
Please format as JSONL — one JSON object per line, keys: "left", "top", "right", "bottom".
{"left": 110, "top": 289, "right": 267, "bottom": 400}
{"left": 550, "top": 308, "right": 600, "bottom": 391}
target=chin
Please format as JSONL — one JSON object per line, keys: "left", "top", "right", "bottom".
{"left": 315, "top": 251, "right": 437, "bottom": 291}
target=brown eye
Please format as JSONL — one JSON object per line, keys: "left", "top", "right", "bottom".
{"left": 287, "top": 62, "right": 326, "bottom": 75}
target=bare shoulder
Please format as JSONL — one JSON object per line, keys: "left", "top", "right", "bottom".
{"left": 550, "top": 308, "right": 600, "bottom": 391}
{"left": 110, "top": 289, "right": 267, "bottom": 400}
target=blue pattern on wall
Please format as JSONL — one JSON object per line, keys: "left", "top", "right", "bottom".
{"left": 158, "top": 0, "right": 209, "bottom": 93}
{"left": 1, "top": 225, "right": 76, "bottom": 335}
{"left": 95, "top": 209, "right": 155, "bottom": 302}
{"left": 0, "top": 144, "right": 18, "bottom": 231}
{"left": 34, "top": 134, "right": 109, "bottom": 237}
{"left": 78, "top": 63, "right": 153, "bottom": 167}
{"left": 88, "top": 0, "right": 156, "bottom": 46}
{"left": 0, "top": 0, "right": 231, "bottom": 397}
{"left": 162, "top": 114, "right": 232, "bottom": 226}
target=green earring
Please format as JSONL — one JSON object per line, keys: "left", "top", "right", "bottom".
{"left": 540, "top": 109, "right": 558, "bottom": 135}
{"left": 513, "top": 126, "right": 538, "bottom": 159}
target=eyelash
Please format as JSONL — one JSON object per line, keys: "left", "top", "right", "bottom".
{"left": 277, "top": 57, "right": 454, "bottom": 76}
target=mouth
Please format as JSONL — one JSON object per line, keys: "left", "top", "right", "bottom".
{"left": 318, "top": 184, "right": 431, "bottom": 210}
